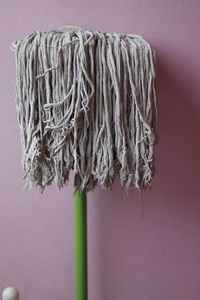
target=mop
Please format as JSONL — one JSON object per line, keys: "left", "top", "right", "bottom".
{"left": 11, "top": 26, "right": 157, "bottom": 300}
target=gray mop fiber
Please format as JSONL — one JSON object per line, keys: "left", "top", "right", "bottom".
{"left": 12, "top": 26, "right": 157, "bottom": 192}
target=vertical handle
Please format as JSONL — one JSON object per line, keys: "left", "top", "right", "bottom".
{"left": 75, "top": 189, "right": 87, "bottom": 300}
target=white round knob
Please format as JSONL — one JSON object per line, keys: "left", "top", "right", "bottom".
{"left": 2, "top": 287, "right": 19, "bottom": 300}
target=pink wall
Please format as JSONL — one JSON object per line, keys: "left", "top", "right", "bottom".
{"left": 0, "top": 0, "right": 200, "bottom": 299}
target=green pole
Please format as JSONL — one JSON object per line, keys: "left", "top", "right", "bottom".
{"left": 75, "top": 189, "right": 88, "bottom": 300}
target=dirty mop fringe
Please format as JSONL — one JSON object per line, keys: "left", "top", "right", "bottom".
{"left": 11, "top": 26, "right": 157, "bottom": 192}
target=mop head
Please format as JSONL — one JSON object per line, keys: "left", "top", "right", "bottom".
{"left": 12, "top": 26, "right": 157, "bottom": 192}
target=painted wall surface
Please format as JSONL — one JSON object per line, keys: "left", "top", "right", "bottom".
{"left": 0, "top": 0, "right": 200, "bottom": 299}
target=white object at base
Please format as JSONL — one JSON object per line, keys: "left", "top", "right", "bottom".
{"left": 2, "top": 287, "right": 19, "bottom": 300}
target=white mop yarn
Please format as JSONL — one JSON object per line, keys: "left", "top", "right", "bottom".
{"left": 12, "top": 26, "right": 157, "bottom": 192}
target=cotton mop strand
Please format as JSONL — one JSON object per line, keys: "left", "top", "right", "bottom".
{"left": 11, "top": 26, "right": 157, "bottom": 300}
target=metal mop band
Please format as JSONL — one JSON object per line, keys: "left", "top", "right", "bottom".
{"left": 12, "top": 26, "right": 157, "bottom": 192}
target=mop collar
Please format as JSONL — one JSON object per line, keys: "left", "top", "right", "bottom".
{"left": 12, "top": 26, "right": 157, "bottom": 192}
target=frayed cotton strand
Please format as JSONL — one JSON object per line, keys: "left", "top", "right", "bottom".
{"left": 11, "top": 26, "right": 157, "bottom": 193}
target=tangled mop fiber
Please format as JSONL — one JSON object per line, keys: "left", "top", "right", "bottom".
{"left": 12, "top": 26, "right": 157, "bottom": 192}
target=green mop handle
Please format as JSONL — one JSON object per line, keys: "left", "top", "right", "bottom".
{"left": 75, "top": 189, "right": 88, "bottom": 300}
